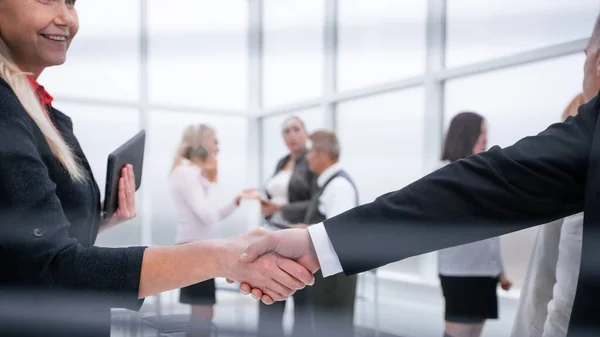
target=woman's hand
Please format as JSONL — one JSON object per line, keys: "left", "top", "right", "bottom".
{"left": 218, "top": 228, "right": 314, "bottom": 302}
{"left": 260, "top": 200, "right": 280, "bottom": 216}
{"left": 100, "top": 165, "right": 137, "bottom": 231}
{"left": 236, "top": 188, "right": 261, "bottom": 206}
{"left": 500, "top": 275, "right": 512, "bottom": 291}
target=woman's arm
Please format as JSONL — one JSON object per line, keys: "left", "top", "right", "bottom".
{"left": 138, "top": 228, "right": 314, "bottom": 299}
{"left": 0, "top": 117, "right": 312, "bottom": 309}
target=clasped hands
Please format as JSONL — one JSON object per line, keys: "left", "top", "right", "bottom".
{"left": 220, "top": 227, "right": 320, "bottom": 304}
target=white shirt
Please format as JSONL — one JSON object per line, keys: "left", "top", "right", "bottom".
{"left": 264, "top": 169, "right": 293, "bottom": 227}
{"left": 169, "top": 160, "right": 237, "bottom": 244}
{"left": 437, "top": 237, "right": 504, "bottom": 277}
{"left": 316, "top": 163, "right": 357, "bottom": 219}
{"left": 307, "top": 164, "right": 357, "bottom": 277}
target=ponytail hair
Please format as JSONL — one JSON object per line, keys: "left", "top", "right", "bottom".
{"left": 0, "top": 38, "right": 85, "bottom": 182}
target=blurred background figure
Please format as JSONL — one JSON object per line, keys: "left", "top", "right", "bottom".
{"left": 437, "top": 112, "right": 512, "bottom": 337}
{"left": 301, "top": 130, "right": 359, "bottom": 337}
{"left": 511, "top": 93, "right": 586, "bottom": 337}
{"left": 257, "top": 116, "right": 317, "bottom": 337}
{"left": 169, "top": 124, "right": 259, "bottom": 337}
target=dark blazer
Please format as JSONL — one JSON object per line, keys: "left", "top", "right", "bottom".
{"left": 323, "top": 93, "right": 600, "bottom": 337}
{"left": 0, "top": 79, "right": 146, "bottom": 336}
{"left": 266, "top": 151, "right": 317, "bottom": 224}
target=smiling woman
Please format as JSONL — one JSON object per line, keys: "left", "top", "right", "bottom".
{"left": 0, "top": 1, "right": 313, "bottom": 336}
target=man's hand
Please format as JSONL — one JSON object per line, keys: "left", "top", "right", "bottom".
{"left": 290, "top": 223, "right": 309, "bottom": 229}
{"left": 229, "top": 229, "right": 321, "bottom": 304}
{"left": 100, "top": 165, "right": 137, "bottom": 232}
{"left": 218, "top": 228, "right": 315, "bottom": 302}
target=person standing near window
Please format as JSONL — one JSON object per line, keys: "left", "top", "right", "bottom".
{"left": 437, "top": 112, "right": 512, "bottom": 337}
{"left": 258, "top": 116, "right": 317, "bottom": 337}
{"left": 169, "top": 124, "right": 259, "bottom": 337}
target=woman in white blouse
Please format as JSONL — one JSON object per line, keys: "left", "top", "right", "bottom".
{"left": 258, "top": 116, "right": 318, "bottom": 337}
{"left": 169, "top": 124, "right": 258, "bottom": 337}
{"left": 438, "top": 112, "right": 512, "bottom": 337}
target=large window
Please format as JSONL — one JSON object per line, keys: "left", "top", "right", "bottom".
{"left": 148, "top": 1, "right": 248, "bottom": 110}
{"left": 40, "top": 0, "right": 140, "bottom": 101}
{"left": 446, "top": 0, "right": 598, "bottom": 68}
{"left": 337, "top": 0, "right": 427, "bottom": 91}
{"left": 147, "top": 112, "right": 250, "bottom": 246}
{"left": 444, "top": 54, "right": 585, "bottom": 287}
{"left": 53, "top": 102, "right": 142, "bottom": 247}
{"left": 262, "top": 0, "right": 325, "bottom": 107}
{"left": 337, "top": 88, "right": 425, "bottom": 276}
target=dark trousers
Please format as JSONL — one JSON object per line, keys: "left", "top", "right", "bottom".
{"left": 311, "top": 271, "right": 358, "bottom": 337}
{"left": 257, "top": 287, "right": 314, "bottom": 337}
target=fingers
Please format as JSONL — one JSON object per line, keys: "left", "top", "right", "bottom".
{"left": 276, "top": 258, "right": 315, "bottom": 286}
{"left": 261, "top": 294, "right": 274, "bottom": 305}
{"left": 261, "top": 285, "right": 289, "bottom": 302}
{"left": 239, "top": 283, "right": 251, "bottom": 295}
{"left": 251, "top": 288, "right": 264, "bottom": 300}
{"left": 240, "top": 235, "right": 276, "bottom": 263}
{"left": 117, "top": 177, "right": 127, "bottom": 215}
{"left": 128, "top": 165, "right": 136, "bottom": 213}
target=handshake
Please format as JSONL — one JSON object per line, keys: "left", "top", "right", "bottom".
{"left": 217, "top": 227, "right": 320, "bottom": 304}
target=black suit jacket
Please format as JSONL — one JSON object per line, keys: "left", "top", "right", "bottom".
{"left": 0, "top": 79, "right": 146, "bottom": 336}
{"left": 323, "top": 93, "right": 600, "bottom": 336}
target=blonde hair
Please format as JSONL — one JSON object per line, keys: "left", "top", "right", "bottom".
{"left": 0, "top": 39, "right": 84, "bottom": 181}
{"left": 561, "top": 93, "right": 586, "bottom": 122}
{"left": 170, "top": 124, "right": 215, "bottom": 173}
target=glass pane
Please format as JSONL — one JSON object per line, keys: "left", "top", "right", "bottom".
{"left": 263, "top": 0, "right": 324, "bottom": 107}
{"left": 261, "top": 108, "right": 325, "bottom": 183}
{"left": 336, "top": 88, "right": 425, "bottom": 275}
{"left": 446, "top": 0, "right": 598, "bottom": 68}
{"left": 40, "top": 1, "right": 139, "bottom": 101}
{"left": 337, "top": 0, "right": 427, "bottom": 91}
{"left": 148, "top": 1, "right": 248, "bottom": 110}
{"left": 444, "top": 54, "right": 585, "bottom": 288}
{"left": 148, "top": 112, "right": 251, "bottom": 246}
{"left": 52, "top": 102, "right": 142, "bottom": 247}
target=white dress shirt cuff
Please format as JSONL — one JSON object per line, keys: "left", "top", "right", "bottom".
{"left": 307, "top": 222, "right": 344, "bottom": 277}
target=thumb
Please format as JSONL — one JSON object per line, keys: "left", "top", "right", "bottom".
{"left": 240, "top": 235, "right": 276, "bottom": 263}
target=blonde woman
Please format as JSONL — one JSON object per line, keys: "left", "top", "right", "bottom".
{"left": 511, "top": 93, "right": 586, "bottom": 337}
{"left": 0, "top": 2, "right": 312, "bottom": 336}
{"left": 169, "top": 124, "right": 258, "bottom": 337}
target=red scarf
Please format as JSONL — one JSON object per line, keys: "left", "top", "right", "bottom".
{"left": 27, "top": 76, "right": 54, "bottom": 108}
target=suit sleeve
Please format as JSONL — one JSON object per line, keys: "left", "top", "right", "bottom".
{"left": 323, "top": 96, "right": 597, "bottom": 275}
{"left": 0, "top": 118, "right": 146, "bottom": 310}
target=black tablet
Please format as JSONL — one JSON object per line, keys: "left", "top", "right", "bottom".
{"left": 103, "top": 130, "right": 146, "bottom": 220}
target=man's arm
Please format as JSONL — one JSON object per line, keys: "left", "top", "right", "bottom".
{"left": 324, "top": 96, "right": 595, "bottom": 275}
{"left": 239, "top": 97, "right": 597, "bottom": 302}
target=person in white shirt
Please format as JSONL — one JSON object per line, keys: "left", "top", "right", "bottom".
{"left": 511, "top": 93, "right": 585, "bottom": 337}
{"left": 169, "top": 124, "right": 259, "bottom": 337}
{"left": 295, "top": 130, "right": 359, "bottom": 337}
{"left": 437, "top": 112, "right": 512, "bottom": 337}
